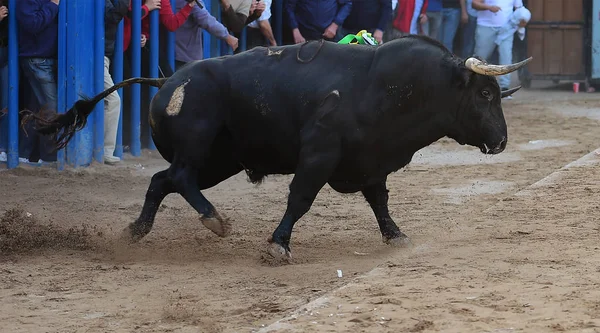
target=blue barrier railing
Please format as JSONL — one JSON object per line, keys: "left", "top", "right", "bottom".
{"left": 6, "top": 0, "right": 18, "bottom": 169}
{"left": 94, "top": 0, "right": 106, "bottom": 164}
{"left": 2, "top": 0, "right": 282, "bottom": 170}
{"left": 113, "top": 20, "right": 125, "bottom": 159}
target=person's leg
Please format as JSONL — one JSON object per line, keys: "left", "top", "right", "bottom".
{"left": 473, "top": 25, "right": 496, "bottom": 62}
{"left": 461, "top": 14, "right": 477, "bottom": 57}
{"left": 497, "top": 30, "right": 515, "bottom": 90}
{"left": 103, "top": 56, "right": 121, "bottom": 164}
{"left": 440, "top": 8, "right": 461, "bottom": 52}
{"left": 425, "top": 11, "right": 442, "bottom": 39}
{"left": 19, "top": 58, "right": 58, "bottom": 162}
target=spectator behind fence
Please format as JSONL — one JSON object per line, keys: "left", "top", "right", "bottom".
{"left": 16, "top": 0, "right": 59, "bottom": 164}
{"left": 103, "top": 0, "right": 129, "bottom": 165}
{"left": 174, "top": 0, "right": 238, "bottom": 70}
{"left": 285, "top": 0, "right": 353, "bottom": 43}
{"left": 460, "top": 0, "right": 477, "bottom": 57}
{"left": 244, "top": 0, "right": 277, "bottom": 50}
{"left": 219, "top": 0, "right": 262, "bottom": 34}
{"left": 472, "top": 0, "right": 526, "bottom": 92}
{"left": 341, "top": 0, "right": 391, "bottom": 44}
{"left": 384, "top": 0, "right": 427, "bottom": 42}
{"left": 423, "top": 0, "right": 441, "bottom": 39}
{"left": 439, "top": 0, "right": 466, "bottom": 53}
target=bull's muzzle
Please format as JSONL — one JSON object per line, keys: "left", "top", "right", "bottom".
{"left": 465, "top": 57, "right": 532, "bottom": 76}
{"left": 482, "top": 136, "right": 507, "bottom": 155}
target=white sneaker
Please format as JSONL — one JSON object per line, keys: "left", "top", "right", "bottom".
{"left": 19, "top": 157, "right": 41, "bottom": 164}
{"left": 104, "top": 155, "right": 121, "bottom": 165}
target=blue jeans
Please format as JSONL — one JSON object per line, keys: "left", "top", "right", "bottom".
{"left": 461, "top": 14, "right": 477, "bottom": 57}
{"left": 19, "top": 57, "right": 58, "bottom": 162}
{"left": 439, "top": 8, "right": 461, "bottom": 53}
{"left": 474, "top": 25, "right": 514, "bottom": 89}
{"left": 0, "top": 47, "right": 7, "bottom": 153}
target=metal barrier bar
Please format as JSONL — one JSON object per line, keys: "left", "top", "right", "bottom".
{"left": 0, "top": 59, "right": 7, "bottom": 155}
{"left": 203, "top": 0, "right": 212, "bottom": 60}
{"left": 56, "top": 0, "right": 67, "bottom": 170}
{"left": 212, "top": 0, "right": 220, "bottom": 57}
{"left": 65, "top": 1, "right": 94, "bottom": 167}
{"left": 240, "top": 28, "right": 247, "bottom": 52}
{"left": 130, "top": 0, "right": 142, "bottom": 156}
{"left": 167, "top": 0, "right": 176, "bottom": 71}
{"left": 113, "top": 21, "right": 124, "bottom": 158}
{"left": 274, "top": 0, "right": 282, "bottom": 45}
{"left": 6, "top": 0, "right": 18, "bottom": 169}
{"left": 148, "top": 9, "right": 158, "bottom": 150}
{"left": 94, "top": 0, "right": 106, "bottom": 163}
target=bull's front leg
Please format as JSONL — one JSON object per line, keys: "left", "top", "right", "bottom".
{"left": 268, "top": 144, "right": 341, "bottom": 262}
{"left": 361, "top": 180, "right": 411, "bottom": 247}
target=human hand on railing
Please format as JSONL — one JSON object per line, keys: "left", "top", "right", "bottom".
{"left": 141, "top": 34, "right": 147, "bottom": 47}
{"left": 322, "top": 22, "right": 338, "bottom": 39}
{"left": 293, "top": 29, "right": 305, "bottom": 44}
{"left": 0, "top": 6, "right": 7, "bottom": 21}
{"left": 145, "top": 0, "right": 161, "bottom": 11}
{"left": 226, "top": 35, "right": 239, "bottom": 51}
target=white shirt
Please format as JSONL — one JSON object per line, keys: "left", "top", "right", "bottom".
{"left": 248, "top": 0, "right": 272, "bottom": 29}
{"left": 476, "top": 0, "right": 523, "bottom": 27}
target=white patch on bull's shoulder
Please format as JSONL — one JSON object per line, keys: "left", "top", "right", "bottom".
{"left": 267, "top": 48, "right": 283, "bottom": 56}
{"left": 165, "top": 79, "right": 191, "bottom": 116}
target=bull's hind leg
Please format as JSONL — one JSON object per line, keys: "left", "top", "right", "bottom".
{"left": 171, "top": 163, "right": 232, "bottom": 237}
{"left": 361, "top": 180, "right": 411, "bottom": 247}
{"left": 125, "top": 169, "right": 176, "bottom": 241}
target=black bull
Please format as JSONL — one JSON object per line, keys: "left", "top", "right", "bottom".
{"left": 28, "top": 35, "right": 531, "bottom": 261}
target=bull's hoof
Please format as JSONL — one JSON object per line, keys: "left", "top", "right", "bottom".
{"left": 200, "top": 211, "right": 232, "bottom": 238}
{"left": 383, "top": 235, "right": 413, "bottom": 248}
{"left": 266, "top": 241, "right": 292, "bottom": 263}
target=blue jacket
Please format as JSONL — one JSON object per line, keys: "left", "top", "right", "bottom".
{"left": 17, "top": 0, "right": 59, "bottom": 58}
{"left": 342, "top": 0, "right": 392, "bottom": 33}
{"left": 285, "top": 0, "right": 353, "bottom": 41}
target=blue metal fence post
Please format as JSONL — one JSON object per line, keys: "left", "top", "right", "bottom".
{"left": 148, "top": 10, "right": 159, "bottom": 150}
{"left": 94, "top": 0, "right": 106, "bottom": 163}
{"left": 6, "top": 0, "right": 18, "bottom": 169}
{"left": 167, "top": 0, "right": 176, "bottom": 71}
{"left": 203, "top": 0, "right": 212, "bottom": 59}
{"left": 113, "top": 21, "right": 124, "bottom": 158}
{"left": 240, "top": 28, "right": 247, "bottom": 52}
{"left": 274, "top": 0, "right": 282, "bottom": 46}
{"left": 56, "top": 0, "right": 67, "bottom": 170}
{"left": 212, "top": 0, "right": 221, "bottom": 57}
{"left": 65, "top": 0, "right": 94, "bottom": 167}
{"left": 130, "top": 0, "right": 142, "bottom": 156}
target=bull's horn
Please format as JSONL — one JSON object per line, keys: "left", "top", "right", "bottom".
{"left": 465, "top": 57, "right": 533, "bottom": 76}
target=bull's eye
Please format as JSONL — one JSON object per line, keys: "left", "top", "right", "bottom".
{"left": 481, "top": 90, "right": 491, "bottom": 99}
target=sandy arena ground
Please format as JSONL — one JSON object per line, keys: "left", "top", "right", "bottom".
{"left": 0, "top": 86, "right": 599, "bottom": 333}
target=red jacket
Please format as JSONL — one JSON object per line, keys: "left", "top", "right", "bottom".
{"left": 392, "top": 0, "right": 429, "bottom": 34}
{"left": 124, "top": 0, "right": 193, "bottom": 51}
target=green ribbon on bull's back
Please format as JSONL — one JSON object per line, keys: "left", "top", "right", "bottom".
{"left": 337, "top": 29, "right": 378, "bottom": 46}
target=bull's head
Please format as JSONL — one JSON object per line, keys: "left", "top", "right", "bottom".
{"left": 448, "top": 56, "right": 532, "bottom": 155}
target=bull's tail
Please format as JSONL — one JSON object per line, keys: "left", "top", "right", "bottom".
{"left": 22, "top": 77, "right": 168, "bottom": 150}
